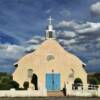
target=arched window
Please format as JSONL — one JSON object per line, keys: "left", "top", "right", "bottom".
{"left": 48, "top": 31, "right": 53, "bottom": 38}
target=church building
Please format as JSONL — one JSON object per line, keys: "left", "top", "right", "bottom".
{"left": 13, "top": 17, "right": 87, "bottom": 91}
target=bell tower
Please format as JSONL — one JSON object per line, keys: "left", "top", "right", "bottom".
{"left": 45, "top": 16, "right": 56, "bottom": 39}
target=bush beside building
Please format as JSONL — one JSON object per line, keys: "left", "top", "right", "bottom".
{"left": 0, "top": 72, "right": 19, "bottom": 90}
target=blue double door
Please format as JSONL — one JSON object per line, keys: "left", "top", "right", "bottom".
{"left": 46, "top": 73, "right": 60, "bottom": 91}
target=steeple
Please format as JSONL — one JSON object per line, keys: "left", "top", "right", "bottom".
{"left": 45, "top": 16, "right": 56, "bottom": 39}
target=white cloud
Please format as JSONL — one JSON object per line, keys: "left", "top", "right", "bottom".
{"left": 75, "top": 22, "right": 100, "bottom": 33}
{"left": 90, "top": 2, "right": 100, "bottom": 16}
{"left": 58, "top": 38, "right": 76, "bottom": 46}
{"left": 96, "top": 37, "right": 100, "bottom": 42}
{"left": 25, "top": 35, "right": 45, "bottom": 52}
{"left": 57, "top": 30, "right": 76, "bottom": 38}
{"left": 57, "top": 20, "right": 77, "bottom": 28}
{"left": 57, "top": 20, "right": 100, "bottom": 33}
{"left": 6, "top": 44, "right": 24, "bottom": 53}
{"left": 0, "top": 44, "right": 25, "bottom": 59}
{"left": 27, "top": 36, "right": 45, "bottom": 44}
{"left": 27, "top": 39, "right": 40, "bottom": 44}
{"left": 64, "top": 31, "right": 76, "bottom": 37}
{"left": 26, "top": 45, "right": 39, "bottom": 52}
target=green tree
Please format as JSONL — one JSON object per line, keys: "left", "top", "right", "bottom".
{"left": 0, "top": 76, "right": 10, "bottom": 84}
{"left": 89, "top": 77, "right": 99, "bottom": 85}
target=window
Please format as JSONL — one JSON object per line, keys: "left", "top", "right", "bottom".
{"left": 69, "top": 69, "right": 74, "bottom": 78}
{"left": 48, "top": 31, "right": 53, "bottom": 38}
{"left": 47, "top": 54, "right": 55, "bottom": 61}
{"left": 27, "top": 69, "right": 33, "bottom": 78}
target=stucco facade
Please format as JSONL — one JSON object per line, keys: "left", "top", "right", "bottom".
{"left": 13, "top": 39, "right": 87, "bottom": 90}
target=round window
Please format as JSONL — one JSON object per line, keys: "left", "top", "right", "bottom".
{"left": 47, "top": 54, "right": 55, "bottom": 61}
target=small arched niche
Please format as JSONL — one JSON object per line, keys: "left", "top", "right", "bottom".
{"left": 31, "top": 73, "right": 38, "bottom": 90}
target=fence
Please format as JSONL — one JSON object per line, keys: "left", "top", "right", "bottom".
{"left": 0, "top": 84, "right": 100, "bottom": 97}
{"left": 66, "top": 84, "right": 100, "bottom": 97}
{"left": 0, "top": 88, "right": 47, "bottom": 97}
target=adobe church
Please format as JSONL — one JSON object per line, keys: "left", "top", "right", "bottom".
{"left": 13, "top": 17, "right": 87, "bottom": 91}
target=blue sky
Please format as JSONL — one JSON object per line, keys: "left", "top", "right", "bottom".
{"left": 0, "top": 0, "right": 100, "bottom": 73}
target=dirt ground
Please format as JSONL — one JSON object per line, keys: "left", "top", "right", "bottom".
{"left": 0, "top": 97, "right": 100, "bottom": 100}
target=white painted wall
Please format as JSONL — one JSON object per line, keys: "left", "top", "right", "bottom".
{"left": 0, "top": 89, "right": 47, "bottom": 97}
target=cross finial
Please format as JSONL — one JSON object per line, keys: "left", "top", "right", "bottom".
{"left": 45, "top": 16, "right": 56, "bottom": 39}
{"left": 48, "top": 16, "right": 53, "bottom": 25}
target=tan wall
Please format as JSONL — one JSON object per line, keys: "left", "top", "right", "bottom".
{"left": 13, "top": 39, "right": 87, "bottom": 89}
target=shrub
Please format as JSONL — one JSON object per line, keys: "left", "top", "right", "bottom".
{"left": 10, "top": 80, "right": 19, "bottom": 90}
{"left": 23, "top": 81, "right": 29, "bottom": 90}
{"left": 0, "top": 83, "right": 12, "bottom": 90}
{"left": 89, "top": 77, "right": 99, "bottom": 85}
{"left": 74, "top": 78, "right": 82, "bottom": 84}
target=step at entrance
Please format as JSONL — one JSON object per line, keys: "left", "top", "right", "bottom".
{"left": 47, "top": 91, "right": 64, "bottom": 96}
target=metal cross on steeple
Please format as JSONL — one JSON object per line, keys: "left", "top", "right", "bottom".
{"left": 48, "top": 16, "right": 53, "bottom": 25}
